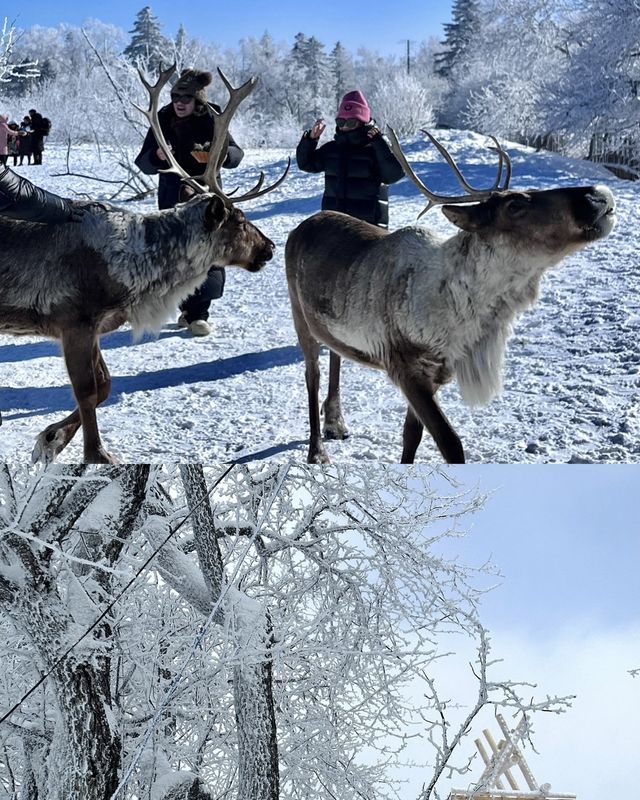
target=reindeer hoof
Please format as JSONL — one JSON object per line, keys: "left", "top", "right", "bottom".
{"left": 86, "top": 448, "right": 119, "bottom": 465}
{"left": 323, "top": 423, "right": 350, "bottom": 441}
{"left": 32, "top": 429, "right": 66, "bottom": 464}
{"left": 307, "top": 448, "right": 331, "bottom": 465}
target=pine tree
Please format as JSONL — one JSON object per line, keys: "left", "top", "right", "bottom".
{"left": 305, "top": 36, "right": 331, "bottom": 117}
{"left": 175, "top": 23, "right": 186, "bottom": 53}
{"left": 330, "top": 41, "right": 355, "bottom": 108}
{"left": 123, "top": 6, "right": 169, "bottom": 73}
{"left": 286, "top": 33, "right": 331, "bottom": 123}
{"left": 435, "top": 0, "right": 481, "bottom": 78}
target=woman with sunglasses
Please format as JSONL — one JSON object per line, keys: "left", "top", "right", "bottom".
{"left": 296, "top": 90, "right": 403, "bottom": 228}
{"left": 135, "top": 68, "right": 244, "bottom": 336}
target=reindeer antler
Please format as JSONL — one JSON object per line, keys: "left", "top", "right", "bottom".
{"left": 203, "top": 68, "right": 290, "bottom": 205}
{"left": 135, "top": 64, "right": 289, "bottom": 207}
{"left": 386, "top": 127, "right": 512, "bottom": 217}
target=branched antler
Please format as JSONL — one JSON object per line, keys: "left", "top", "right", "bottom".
{"left": 134, "top": 64, "right": 289, "bottom": 206}
{"left": 386, "top": 127, "right": 512, "bottom": 217}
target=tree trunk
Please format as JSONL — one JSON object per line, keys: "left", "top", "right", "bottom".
{"left": 46, "top": 659, "right": 121, "bottom": 800}
{"left": 233, "top": 655, "right": 279, "bottom": 800}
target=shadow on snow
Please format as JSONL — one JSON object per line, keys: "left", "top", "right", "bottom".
{"left": 0, "top": 344, "right": 303, "bottom": 421}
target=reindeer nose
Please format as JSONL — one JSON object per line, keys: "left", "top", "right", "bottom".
{"left": 586, "top": 185, "right": 615, "bottom": 217}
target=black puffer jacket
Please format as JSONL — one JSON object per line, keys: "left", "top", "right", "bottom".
{"left": 0, "top": 166, "right": 75, "bottom": 223}
{"left": 296, "top": 125, "right": 404, "bottom": 227}
{"left": 135, "top": 102, "right": 244, "bottom": 209}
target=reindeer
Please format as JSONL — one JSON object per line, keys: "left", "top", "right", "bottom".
{"left": 0, "top": 65, "right": 288, "bottom": 464}
{"left": 286, "top": 130, "right": 616, "bottom": 464}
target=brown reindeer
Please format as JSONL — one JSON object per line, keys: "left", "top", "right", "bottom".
{"left": 286, "top": 130, "right": 616, "bottom": 464}
{"left": 0, "top": 65, "right": 288, "bottom": 464}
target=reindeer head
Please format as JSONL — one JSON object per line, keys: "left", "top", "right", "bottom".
{"left": 200, "top": 194, "right": 275, "bottom": 272}
{"left": 387, "top": 128, "right": 616, "bottom": 258}
{"left": 441, "top": 185, "right": 616, "bottom": 257}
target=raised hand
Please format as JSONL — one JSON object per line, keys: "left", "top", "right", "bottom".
{"left": 309, "top": 119, "right": 326, "bottom": 140}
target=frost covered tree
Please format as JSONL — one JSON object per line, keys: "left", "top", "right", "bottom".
{"left": 237, "top": 34, "right": 288, "bottom": 124}
{"left": 0, "top": 464, "right": 572, "bottom": 800}
{"left": 546, "top": 0, "right": 640, "bottom": 162}
{"left": 284, "top": 33, "right": 333, "bottom": 124}
{"left": 460, "top": 0, "right": 574, "bottom": 145}
{"left": 0, "top": 18, "right": 38, "bottom": 87}
{"left": 0, "top": 465, "right": 150, "bottom": 799}
{"left": 330, "top": 41, "right": 356, "bottom": 108}
{"left": 123, "top": 5, "right": 171, "bottom": 72}
{"left": 369, "top": 72, "right": 436, "bottom": 133}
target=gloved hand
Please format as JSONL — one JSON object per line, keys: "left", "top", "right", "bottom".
{"left": 309, "top": 119, "right": 326, "bottom": 140}
{"left": 365, "top": 123, "right": 381, "bottom": 140}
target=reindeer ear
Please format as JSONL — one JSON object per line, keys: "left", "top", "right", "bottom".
{"left": 204, "top": 195, "right": 228, "bottom": 230}
{"left": 441, "top": 204, "right": 489, "bottom": 232}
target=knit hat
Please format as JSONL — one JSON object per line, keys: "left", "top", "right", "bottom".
{"left": 171, "top": 69, "right": 213, "bottom": 104}
{"left": 337, "top": 90, "right": 370, "bottom": 123}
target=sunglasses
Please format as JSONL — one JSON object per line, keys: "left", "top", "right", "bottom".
{"left": 172, "top": 94, "right": 195, "bottom": 105}
{"left": 336, "top": 118, "right": 361, "bottom": 130}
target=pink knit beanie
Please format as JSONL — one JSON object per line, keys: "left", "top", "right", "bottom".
{"left": 337, "top": 90, "right": 371, "bottom": 123}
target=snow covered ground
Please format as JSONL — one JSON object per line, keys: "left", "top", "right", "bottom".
{"left": 0, "top": 129, "right": 638, "bottom": 463}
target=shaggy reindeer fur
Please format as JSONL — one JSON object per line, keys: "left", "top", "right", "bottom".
{"left": 286, "top": 184, "right": 616, "bottom": 464}
{"left": 0, "top": 195, "right": 271, "bottom": 336}
{"left": 0, "top": 194, "right": 274, "bottom": 462}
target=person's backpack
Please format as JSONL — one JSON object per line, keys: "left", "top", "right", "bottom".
{"left": 40, "top": 118, "right": 51, "bottom": 136}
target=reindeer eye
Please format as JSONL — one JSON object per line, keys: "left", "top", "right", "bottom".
{"left": 506, "top": 196, "right": 531, "bottom": 216}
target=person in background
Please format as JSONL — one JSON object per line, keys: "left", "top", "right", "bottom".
{"left": 0, "top": 114, "right": 17, "bottom": 167}
{"left": 18, "top": 116, "right": 33, "bottom": 165}
{"left": 135, "top": 68, "right": 244, "bottom": 337}
{"left": 7, "top": 123, "right": 20, "bottom": 166}
{"left": 296, "top": 89, "right": 403, "bottom": 228}
{"left": 28, "top": 108, "right": 49, "bottom": 166}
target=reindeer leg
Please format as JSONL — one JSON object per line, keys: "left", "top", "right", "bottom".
{"left": 401, "top": 406, "right": 425, "bottom": 464}
{"left": 288, "top": 291, "right": 331, "bottom": 464}
{"left": 303, "top": 339, "right": 331, "bottom": 464}
{"left": 395, "top": 377, "right": 465, "bottom": 464}
{"left": 33, "top": 347, "right": 113, "bottom": 464}
{"left": 322, "top": 350, "right": 349, "bottom": 440}
{"left": 62, "top": 332, "right": 115, "bottom": 464}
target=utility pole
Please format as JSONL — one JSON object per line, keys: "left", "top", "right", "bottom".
{"left": 400, "top": 39, "right": 415, "bottom": 75}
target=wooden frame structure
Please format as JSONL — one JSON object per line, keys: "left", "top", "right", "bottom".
{"left": 447, "top": 714, "right": 576, "bottom": 800}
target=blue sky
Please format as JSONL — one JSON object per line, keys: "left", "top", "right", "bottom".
{"left": 439, "top": 464, "right": 639, "bottom": 631}
{"left": 9, "top": 0, "right": 453, "bottom": 56}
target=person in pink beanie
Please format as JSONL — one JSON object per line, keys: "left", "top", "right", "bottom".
{"left": 296, "top": 89, "right": 403, "bottom": 227}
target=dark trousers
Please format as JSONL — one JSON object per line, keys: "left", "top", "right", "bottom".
{"left": 179, "top": 267, "right": 226, "bottom": 322}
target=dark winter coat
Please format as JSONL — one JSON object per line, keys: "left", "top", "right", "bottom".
{"left": 134, "top": 101, "right": 244, "bottom": 210}
{"left": 0, "top": 166, "right": 75, "bottom": 223}
{"left": 29, "top": 113, "right": 46, "bottom": 155}
{"left": 296, "top": 125, "right": 404, "bottom": 227}
{"left": 18, "top": 125, "right": 33, "bottom": 156}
